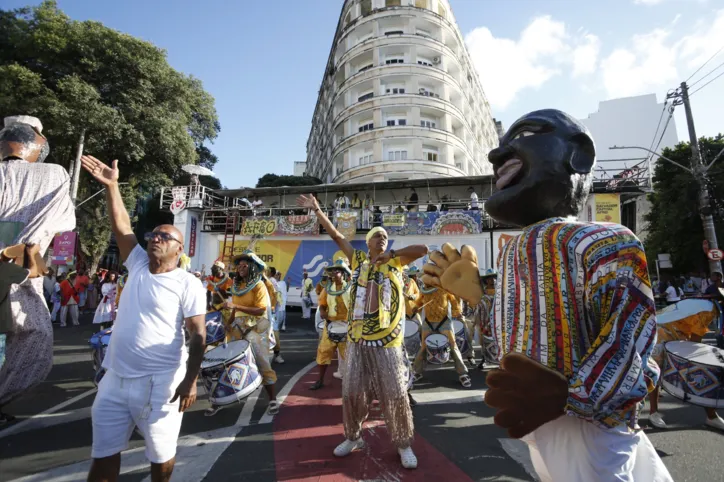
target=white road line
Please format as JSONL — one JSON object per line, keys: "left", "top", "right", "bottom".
{"left": 412, "top": 388, "right": 487, "bottom": 406}
{"left": 257, "top": 360, "right": 317, "bottom": 425}
{"left": 0, "top": 388, "right": 97, "bottom": 440}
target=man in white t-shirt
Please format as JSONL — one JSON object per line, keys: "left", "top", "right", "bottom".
{"left": 81, "top": 155, "right": 207, "bottom": 482}
{"left": 468, "top": 187, "right": 479, "bottom": 210}
{"left": 275, "top": 271, "right": 288, "bottom": 331}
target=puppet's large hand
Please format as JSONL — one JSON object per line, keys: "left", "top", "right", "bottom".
{"left": 421, "top": 243, "right": 483, "bottom": 305}
{"left": 484, "top": 353, "right": 569, "bottom": 438}
{"left": 0, "top": 243, "right": 47, "bottom": 278}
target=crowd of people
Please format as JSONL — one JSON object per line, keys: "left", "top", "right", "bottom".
{"left": 4, "top": 109, "right": 724, "bottom": 482}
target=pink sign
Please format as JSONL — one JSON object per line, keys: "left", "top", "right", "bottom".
{"left": 52, "top": 231, "right": 77, "bottom": 265}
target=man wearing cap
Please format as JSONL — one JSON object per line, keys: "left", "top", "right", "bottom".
{"left": 206, "top": 260, "right": 232, "bottom": 312}
{"left": 411, "top": 279, "right": 471, "bottom": 388}
{"left": 297, "top": 194, "right": 428, "bottom": 470}
{"left": 0, "top": 115, "right": 75, "bottom": 424}
{"left": 310, "top": 259, "right": 351, "bottom": 390}
{"left": 403, "top": 266, "right": 421, "bottom": 325}
{"left": 225, "top": 249, "right": 279, "bottom": 415}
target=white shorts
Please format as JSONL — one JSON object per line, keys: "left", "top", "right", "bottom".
{"left": 91, "top": 367, "right": 186, "bottom": 464}
{"left": 524, "top": 415, "right": 673, "bottom": 482}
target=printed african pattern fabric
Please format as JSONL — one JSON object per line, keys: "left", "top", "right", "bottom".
{"left": 493, "top": 217, "right": 659, "bottom": 430}
{"left": 348, "top": 249, "right": 404, "bottom": 348}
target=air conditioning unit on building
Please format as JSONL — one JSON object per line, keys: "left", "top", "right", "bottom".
{"left": 432, "top": 57, "right": 441, "bottom": 64}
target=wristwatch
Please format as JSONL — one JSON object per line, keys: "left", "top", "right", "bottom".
{"left": 390, "top": 249, "right": 396, "bottom": 259}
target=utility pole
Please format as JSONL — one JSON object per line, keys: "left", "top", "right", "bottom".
{"left": 680, "top": 81, "right": 721, "bottom": 274}
{"left": 69, "top": 128, "right": 86, "bottom": 203}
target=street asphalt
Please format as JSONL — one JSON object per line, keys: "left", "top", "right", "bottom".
{"left": 0, "top": 310, "right": 723, "bottom": 481}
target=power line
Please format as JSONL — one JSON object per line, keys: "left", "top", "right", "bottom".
{"left": 685, "top": 44, "right": 724, "bottom": 83}
{"left": 690, "top": 69, "right": 724, "bottom": 97}
{"left": 646, "top": 99, "right": 668, "bottom": 163}
{"left": 689, "top": 59, "right": 724, "bottom": 88}
{"left": 651, "top": 105, "right": 676, "bottom": 156}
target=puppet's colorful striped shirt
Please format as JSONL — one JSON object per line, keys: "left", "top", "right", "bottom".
{"left": 493, "top": 217, "right": 659, "bottom": 430}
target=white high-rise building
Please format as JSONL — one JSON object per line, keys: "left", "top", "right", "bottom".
{"left": 306, "top": 0, "right": 499, "bottom": 184}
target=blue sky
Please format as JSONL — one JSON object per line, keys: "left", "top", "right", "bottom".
{"left": 4, "top": 0, "right": 724, "bottom": 187}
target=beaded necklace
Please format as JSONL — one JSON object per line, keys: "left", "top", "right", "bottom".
{"left": 419, "top": 281, "right": 437, "bottom": 295}
{"left": 230, "top": 275, "right": 261, "bottom": 297}
{"left": 209, "top": 274, "right": 229, "bottom": 290}
{"left": 324, "top": 280, "right": 350, "bottom": 296}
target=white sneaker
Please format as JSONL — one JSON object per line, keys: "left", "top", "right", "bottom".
{"left": 333, "top": 438, "right": 364, "bottom": 457}
{"left": 274, "top": 354, "right": 285, "bottom": 364}
{"left": 333, "top": 371, "right": 343, "bottom": 379}
{"left": 398, "top": 446, "right": 418, "bottom": 469}
{"left": 705, "top": 414, "right": 724, "bottom": 431}
{"left": 649, "top": 412, "right": 667, "bottom": 429}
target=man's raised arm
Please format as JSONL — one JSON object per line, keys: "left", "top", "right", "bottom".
{"left": 297, "top": 194, "right": 354, "bottom": 262}
{"left": 80, "top": 156, "right": 138, "bottom": 261}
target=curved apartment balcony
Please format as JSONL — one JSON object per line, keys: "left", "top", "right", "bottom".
{"left": 334, "top": 159, "right": 467, "bottom": 184}
{"left": 337, "top": 6, "right": 464, "bottom": 56}
{"left": 338, "top": 62, "right": 465, "bottom": 100}
{"left": 333, "top": 92, "right": 465, "bottom": 130}
{"left": 331, "top": 124, "right": 474, "bottom": 163}
{"left": 336, "top": 34, "right": 461, "bottom": 74}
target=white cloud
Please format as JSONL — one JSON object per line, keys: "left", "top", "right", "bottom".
{"left": 599, "top": 9, "right": 724, "bottom": 98}
{"left": 465, "top": 16, "right": 599, "bottom": 110}
{"left": 634, "top": 0, "right": 664, "bottom": 5}
{"left": 572, "top": 34, "right": 601, "bottom": 77}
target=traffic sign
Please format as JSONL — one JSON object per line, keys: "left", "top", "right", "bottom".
{"left": 707, "top": 249, "right": 723, "bottom": 261}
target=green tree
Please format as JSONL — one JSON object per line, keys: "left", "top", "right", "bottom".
{"left": 256, "top": 173, "right": 323, "bottom": 188}
{"left": 0, "top": 1, "right": 220, "bottom": 271}
{"left": 644, "top": 135, "right": 724, "bottom": 274}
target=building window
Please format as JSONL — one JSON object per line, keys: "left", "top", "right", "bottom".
{"left": 385, "top": 57, "right": 404, "bottom": 65}
{"left": 386, "top": 0, "right": 401, "bottom": 6}
{"left": 358, "top": 91, "right": 373, "bottom": 102}
{"left": 415, "top": 0, "right": 428, "bottom": 8}
{"left": 420, "top": 119, "right": 436, "bottom": 128}
{"left": 419, "top": 88, "right": 440, "bottom": 98}
{"left": 416, "top": 28, "right": 431, "bottom": 38}
{"left": 385, "top": 30, "right": 404, "bottom": 36}
{"left": 361, "top": 0, "right": 372, "bottom": 16}
{"left": 387, "top": 150, "right": 408, "bottom": 161}
{"left": 438, "top": 3, "right": 447, "bottom": 18}
{"left": 359, "top": 154, "right": 373, "bottom": 165}
{"left": 358, "top": 64, "right": 373, "bottom": 73}
{"left": 386, "top": 118, "right": 407, "bottom": 126}
{"left": 358, "top": 122, "right": 374, "bottom": 132}
{"left": 423, "top": 147, "right": 438, "bottom": 162}
{"left": 417, "top": 57, "right": 433, "bottom": 67}
{"left": 385, "top": 86, "right": 406, "bottom": 94}
{"left": 344, "top": 11, "right": 351, "bottom": 26}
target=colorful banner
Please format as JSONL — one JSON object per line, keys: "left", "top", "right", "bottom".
{"left": 386, "top": 210, "right": 482, "bottom": 236}
{"left": 189, "top": 216, "right": 197, "bottom": 257}
{"left": 218, "top": 238, "right": 377, "bottom": 289}
{"left": 383, "top": 214, "right": 406, "bottom": 227}
{"left": 241, "top": 215, "right": 319, "bottom": 236}
{"left": 52, "top": 231, "right": 76, "bottom": 265}
{"left": 594, "top": 193, "right": 621, "bottom": 223}
{"left": 336, "top": 211, "right": 358, "bottom": 239}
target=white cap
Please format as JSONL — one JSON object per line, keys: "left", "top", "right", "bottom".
{"left": 4, "top": 115, "right": 43, "bottom": 133}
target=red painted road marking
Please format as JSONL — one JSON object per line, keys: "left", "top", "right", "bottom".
{"left": 273, "top": 361, "right": 474, "bottom": 481}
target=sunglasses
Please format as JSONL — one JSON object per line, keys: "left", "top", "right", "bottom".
{"left": 144, "top": 232, "right": 183, "bottom": 245}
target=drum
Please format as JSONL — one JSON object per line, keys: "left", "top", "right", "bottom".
{"left": 200, "top": 340, "right": 262, "bottom": 406}
{"left": 657, "top": 299, "right": 716, "bottom": 325}
{"left": 327, "top": 321, "right": 348, "bottom": 343}
{"left": 89, "top": 328, "right": 112, "bottom": 386}
{"left": 315, "top": 308, "right": 324, "bottom": 337}
{"left": 661, "top": 340, "right": 724, "bottom": 408}
{"left": 205, "top": 311, "right": 226, "bottom": 346}
{"left": 482, "top": 334, "right": 499, "bottom": 365}
{"left": 404, "top": 320, "right": 421, "bottom": 356}
{"left": 451, "top": 319, "right": 471, "bottom": 355}
{"left": 425, "top": 333, "right": 450, "bottom": 365}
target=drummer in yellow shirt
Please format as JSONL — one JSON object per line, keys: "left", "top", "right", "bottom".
{"left": 220, "top": 249, "right": 279, "bottom": 416}
{"left": 403, "top": 266, "right": 421, "bottom": 325}
{"left": 411, "top": 281, "right": 471, "bottom": 388}
{"left": 310, "top": 260, "right": 351, "bottom": 390}
{"left": 648, "top": 301, "right": 724, "bottom": 431}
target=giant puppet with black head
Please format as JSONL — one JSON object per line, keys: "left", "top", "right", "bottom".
{"left": 421, "top": 109, "right": 672, "bottom": 481}
{"left": 0, "top": 116, "right": 75, "bottom": 423}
